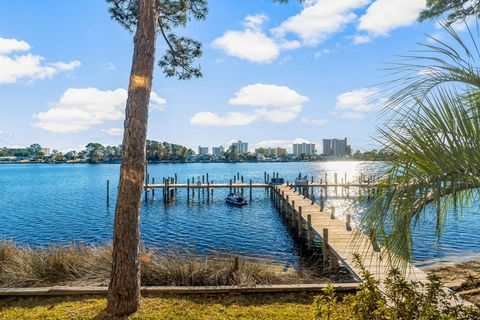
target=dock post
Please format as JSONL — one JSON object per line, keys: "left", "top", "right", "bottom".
{"left": 320, "top": 200, "right": 324, "bottom": 212}
{"left": 281, "top": 191, "right": 285, "bottom": 216}
{"left": 192, "top": 177, "right": 195, "bottom": 202}
{"left": 106, "top": 180, "right": 110, "bottom": 205}
{"left": 291, "top": 200, "right": 296, "bottom": 228}
{"left": 165, "top": 179, "right": 168, "bottom": 204}
{"left": 322, "top": 228, "right": 329, "bottom": 268}
{"left": 152, "top": 177, "right": 155, "bottom": 199}
{"left": 298, "top": 206, "right": 303, "bottom": 237}
{"left": 346, "top": 214, "right": 352, "bottom": 231}
{"left": 310, "top": 176, "right": 314, "bottom": 196}
{"left": 187, "top": 178, "right": 190, "bottom": 203}
{"left": 145, "top": 173, "right": 149, "bottom": 202}
{"left": 331, "top": 206, "right": 335, "bottom": 219}
{"left": 311, "top": 194, "right": 315, "bottom": 206}
{"left": 234, "top": 256, "right": 239, "bottom": 273}
{"left": 307, "top": 214, "right": 313, "bottom": 250}
{"left": 211, "top": 184, "right": 214, "bottom": 199}
{"left": 241, "top": 175, "right": 244, "bottom": 196}
{"left": 249, "top": 180, "right": 252, "bottom": 202}
{"left": 197, "top": 181, "right": 201, "bottom": 203}
{"left": 229, "top": 179, "right": 232, "bottom": 193}
{"left": 202, "top": 175, "right": 205, "bottom": 198}
{"left": 207, "top": 181, "right": 210, "bottom": 202}
{"left": 174, "top": 173, "right": 178, "bottom": 195}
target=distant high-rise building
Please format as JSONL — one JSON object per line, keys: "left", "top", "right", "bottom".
{"left": 292, "top": 143, "right": 316, "bottom": 156}
{"left": 332, "top": 138, "right": 347, "bottom": 155}
{"left": 323, "top": 139, "right": 332, "bottom": 155}
{"left": 322, "top": 138, "right": 349, "bottom": 156}
{"left": 233, "top": 140, "right": 248, "bottom": 154}
{"left": 198, "top": 146, "right": 209, "bottom": 156}
{"left": 212, "top": 146, "right": 224, "bottom": 156}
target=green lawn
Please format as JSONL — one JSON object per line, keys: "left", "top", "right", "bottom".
{"left": 0, "top": 293, "right": 323, "bottom": 320}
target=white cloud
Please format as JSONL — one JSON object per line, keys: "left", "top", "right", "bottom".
{"left": 190, "top": 112, "right": 258, "bottom": 127}
{"left": 358, "top": 0, "right": 425, "bottom": 36}
{"left": 302, "top": 118, "right": 329, "bottom": 126}
{"left": 229, "top": 84, "right": 308, "bottom": 107}
{"left": 272, "top": 0, "right": 371, "bottom": 46}
{"left": 243, "top": 13, "right": 268, "bottom": 30}
{"left": 212, "top": 14, "right": 280, "bottom": 63}
{"left": 34, "top": 88, "right": 167, "bottom": 134}
{"left": 0, "top": 37, "right": 30, "bottom": 54}
{"left": 351, "top": 34, "right": 372, "bottom": 44}
{"left": 333, "top": 87, "right": 380, "bottom": 119}
{"left": 102, "top": 127, "right": 124, "bottom": 136}
{"left": 190, "top": 84, "right": 308, "bottom": 127}
{"left": 0, "top": 37, "right": 80, "bottom": 84}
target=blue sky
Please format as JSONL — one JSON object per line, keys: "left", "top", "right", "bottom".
{"left": 0, "top": 0, "right": 455, "bottom": 152}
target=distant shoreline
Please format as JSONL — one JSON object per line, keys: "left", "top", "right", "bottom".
{"left": 0, "top": 158, "right": 366, "bottom": 165}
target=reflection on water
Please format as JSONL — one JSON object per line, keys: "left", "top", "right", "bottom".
{"left": 0, "top": 161, "right": 479, "bottom": 265}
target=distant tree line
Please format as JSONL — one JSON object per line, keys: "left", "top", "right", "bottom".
{"left": 0, "top": 140, "right": 195, "bottom": 164}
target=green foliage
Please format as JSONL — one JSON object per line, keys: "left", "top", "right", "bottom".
{"left": 361, "top": 25, "right": 480, "bottom": 263}
{"left": 146, "top": 140, "right": 193, "bottom": 162}
{"left": 419, "top": 0, "right": 480, "bottom": 25}
{"left": 313, "top": 284, "right": 338, "bottom": 320}
{"left": 106, "top": 0, "right": 207, "bottom": 80}
{"left": 351, "top": 149, "right": 390, "bottom": 161}
{"left": 313, "top": 255, "right": 480, "bottom": 320}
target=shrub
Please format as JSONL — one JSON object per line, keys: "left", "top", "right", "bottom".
{"left": 313, "top": 254, "right": 480, "bottom": 320}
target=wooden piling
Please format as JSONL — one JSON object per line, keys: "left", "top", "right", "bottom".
{"left": 346, "top": 214, "right": 352, "bottom": 231}
{"left": 307, "top": 214, "right": 312, "bottom": 250}
{"left": 298, "top": 206, "right": 303, "bottom": 237}
{"left": 106, "top": 180, "right": 110, "bottom": 205}
{"left": 152, "top": 177, "right": 155, "bottom": 198}
{"left": 331, "top": 206, "right": 335, "bottom": 219}
{"left": 234, "top": 256, "right": 239, "bottom": 272}
{"left": 249, "top": 180, "right": 252, "bottom": 202}
{"left": 322, "top": 228, "right": 329, "bottom": 266}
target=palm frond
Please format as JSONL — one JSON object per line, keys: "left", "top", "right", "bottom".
{"left": 364, "top": 88, "right": 480, "bottom": 264}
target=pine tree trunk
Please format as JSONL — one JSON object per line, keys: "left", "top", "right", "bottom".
{"left": 106, "top": 0, "right": 156, "bottom": 316}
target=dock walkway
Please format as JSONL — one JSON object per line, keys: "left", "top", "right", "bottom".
{"left": 272, "top": 184, "right": 429, "bottom": 286}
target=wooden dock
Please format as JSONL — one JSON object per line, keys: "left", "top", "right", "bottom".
{"left": 271, "top": 184, "right": 429, "bottom": 286}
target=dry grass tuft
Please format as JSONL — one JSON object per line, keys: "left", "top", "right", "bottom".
{"left": 0, "top": 242, "right": 316, "bottom": 288}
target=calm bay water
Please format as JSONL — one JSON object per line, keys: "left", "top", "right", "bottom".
{"left": 0, "top": 161, "right": 479, "bottom": 266}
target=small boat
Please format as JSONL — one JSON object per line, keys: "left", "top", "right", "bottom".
{"left": 226, "top": 193, "right": 248, "bottom": 206}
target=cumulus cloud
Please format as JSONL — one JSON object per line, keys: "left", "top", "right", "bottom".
{"left": 34, "top": 88, "right": 167, "bottom": 134}
{"left": 190, "top": 112, "right": 258, "bottom": 127}
{"left": 333, "top": 87, "right": 380, "bottom": 119}
{"left": 190, "top": 84, "right": 308, "bottom": 127}
{"left": 0, "top": 37, "right": 80, "bottom": 84}
{"left": 212, "top": 14, "right": 280, "bottom": 63}
{"left": 102, "top": 127, "right": 124, "bottom": 136}
{"left": 229, "top": 84, "right": 308, "bottom": 107}
{"left": 357, "top": 0, "right": 425, "bottom": 36}
{"left": 272, "top": 0, "right": 370, "bottom": 46}
{"left": 0, "top": 37, "right": 30, "bottom": 54}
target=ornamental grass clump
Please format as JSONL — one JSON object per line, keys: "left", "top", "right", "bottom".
{"left": 0, "top": 241, "right": 303, "bottom": 288}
